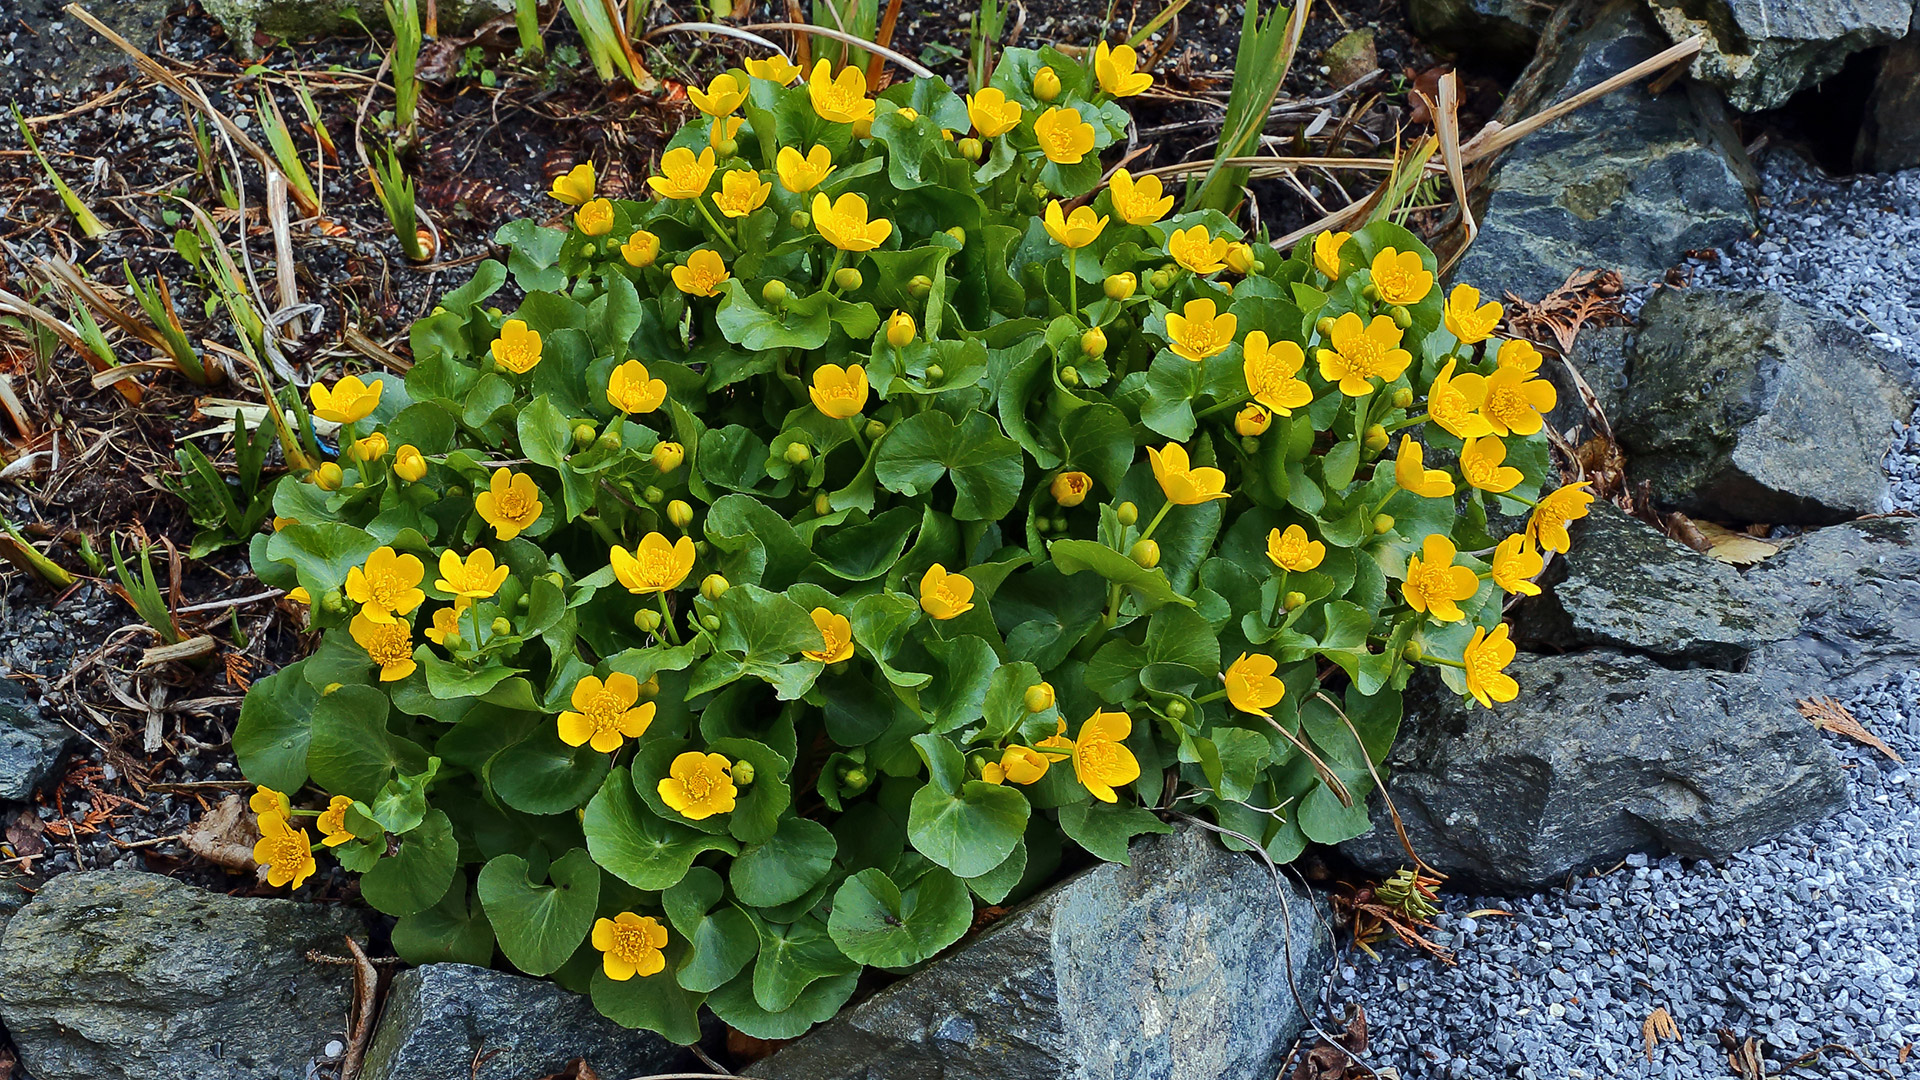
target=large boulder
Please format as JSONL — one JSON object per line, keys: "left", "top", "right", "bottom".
{"left": 757, "top": 825, "right": 1334, "bottom": 1080}
{"left": 0, "top": 678, "right": 78, "bottom": 803}
{"left": 1646, "top": 0, "right": 1913, "bottom": 112}
{"left": 1857, "top": 28, "right": 1920, "bottom": 172}
{"left": 1540, "top": 326, "right": 1630, "bottom": 440}
{"left": 360, "top": 963, "right": 694, "bottom": 1080}
{"left": 1451, "top": 0, "right": 1757, "bottom": 302}
{"left": 1338, "top": 654, "right": 1847, "bottom": 893}
{"left": 1407, "top": 0, "right": 1550, "bottom": 65}
{"left": 1617, "top": 287, "right": 1918, "bottom": 524}
{"left": 0, "top": 871, "right": 363, "bottom": 1080}
{"left": 1749, "top": 515, "right": 1920, "bottom": 693}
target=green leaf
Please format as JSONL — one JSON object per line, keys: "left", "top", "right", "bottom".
{"left": 715, "top": 279, "right": 832, "bottom": 352}
{"left": 1049, "top": 538, "right": 1194, "bottom": 611}
{"left": 489, "top": 724, "right": 610, "bottom": 815}
{"left": 263, "top": 522, "right": 380, "bottom": 594}
{"left": 910, "top": 732, "right": 968, "bottom": 797}
{"left": 750, "top": 913, "right": 859, "bottom": 1012}
{"left": 662, "top": 868, "right": 760, "bottom": 993}
{"left": 708, "top": 737, "right": 793, "bottom": 845}
{"left": 981, "top": 661, "right": 1044, "bottom": 742}
{"left": 690, "top": 584, "right": 825, "bottom": 700}
{"left": 391, "top": 876, "right": 495, "bottom": 967}
{"left": 360, "top": 809, "right": 459, "bottom": 917}
{"left": 1056, "top": 803, "right": 1173, "bottom": 865}
{"left": 729, "top": 816, "right": 836, "bottom": 907}
{"left": 583, "top": 767, "right": 738, "bottom": 889}
{"left": 874, "top": 410, "right": 1025, "bottom": 522}
{"left": 708, "top": 968, "right": 857, "bottom": 1040}
{"left": 1059, "top": 403, "right": 1136, "bottom": 495}
{"left": 907, "top": 779, "right": 1030, "bottom": 878}
{"left": 233, "top": 662, "right": 316, "bottom": 792}
{"left": 307, "top": 685, "right": 425, "bottom": 801}
{"left": 476, "top": 847, "right": 601, "bottom": 976}
{"left": 827, "top": 866, "right": 972, "bottom": 968}
{"left": 921, "top": 633, "right": 999, "bottom": 734}
{"left": 591, "top": 950, "right": 707, "bottom": 1045}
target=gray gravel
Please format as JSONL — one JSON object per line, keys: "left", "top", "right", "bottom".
{"left": 1688, "top": 153, "right": 1920, "bottom": 512}
{"left": 1323, "top": 674, "right": 1920, "bottom": 1079}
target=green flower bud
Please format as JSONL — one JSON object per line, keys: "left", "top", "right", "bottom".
{"left": 1392, "top": 386, "right": 1415, "bottom": 409}
{"left": 638, "top": 675, "right": 660, "bottom": 698}
{"left": 1166, "top": 700, "right": 1188, "bottom": 719}
{"left": 490, "top": 616, "right": 513, "bottom": 635}
{"left": 442, "top": 631, "right": 463, "bottom": 648}
{"left": 701, "top": 613, "right": 722, "bottom": 631}
{"left": 1403, "top": 641, "right": 1424, "bottom": 663}
{"left": 515, "top": 594, "right": 530, "bottom": 611}
{"left": 1240, "top": 435, "right": 1260, "bottom": 455}
{"left": 834, "top": 267, "right": 864, "bottom": 291}
{"left": 1361, "top": 282, "right": 1381, "bottom": 302}
{"left": 1060, "top": 364, "right": 1082, "bottom": 387}
{"left": 701, "top": 574, "right": 730, "bottom": 602}
{"left": 667, "top": 499, "right": 694, "bottom": 528}
{"left": 864, "top": 419, "right": 887, "bottom": 441}
{"left": 1051, "top": 517, "right": 1070, "bottom": 533}
{"left": 634, "top": 609, "right": 662, "bottom": 632}
{"left": 1150, "top": 267, "right": 1175, "bottom": 292}
{"left": 731, "top": 760, "right": 756, "bottom": 785}
{"left": 1364, "top": 424, "right": 1388, "bottom": 453}
{"left": 762, "top": 279, "right": 789, "bottom": 306}
{"left": 714, "top": 136, "right": 739, "bottom": 158}
{"left": 1031, "top": 181, "right": 1050, "bottom": 200}
{"left": 1391, "top": 305, "right": 1412, "bottom": 329}
{"left": 908, "top": 274, "right": 933, "bottom": 300}
{"left": 815, "top": 492, "right": 832, "bottom": 516}
{"left": 944, "top": 226, "right": 965, "bottom": 246}
{"left": 321, "top": 589, "right": 346, "bottom": 613}
{"left": 543, "top": 572, "right": 566, "bottom": 588}
{"left": 580, "top": 243, "right": 597, "bottom": 257}
{"left": 840, "top": 766, "right": 870, "bottom": 793}
{"left": 1117, "top": 501, "right": 1139, "bottom": 526}
{"left": 573, "top": 423, "right": 597, "bottom": 449}
{"left": 1315, "top": 316, "right": 1337, "bottom": 339}
{"left": 924, "top": 363, "right": 944, "bottom": 384}
{"left": 1130, "top": 538, "right": 1161, "bottom": 568}
{"left": 958, "top": 136, "right": 983, "bottom": 161}
{"left": 595, "top": 430, "right": 621, "bottom": 453}
{"left": 789, "top": 210, "right": 812, "bottom": 230}
{"left": 1373, "top": 513, "right": 1396, "bottom": 535}
{"left": 1284, "top": 590, "right": 1307, "bottom": 611}
{"left": 969, "top": 753, "right": 989, "bottom": 773}
{"left": 643, "top": 485, "right": 665, "bottom": 505}
{"left": 784, "top": 442, "right": 813, "bottom": 465}
{"left": 1081, "top": 327, "right": 1107, "bottom": 357}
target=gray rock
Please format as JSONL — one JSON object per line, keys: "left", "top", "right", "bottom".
{"left": 200, "top": 0, "right": 512, "bottom": 58}
{"left": 1407, "top": 0, "right": 1551, "bottom": 64}
{"left": 1541, "top": 325, "right": 1630, "bottom": 439}
{"left": 1857, "top": 28, "right": 1920, "bottom": 171}
{"left": 1451, "top": 0, "right": 1757, "bottom": 301}
{"left": 1646, "top": 0, "right": 1912, "bottom": 112}
{"left": 0, "top": 678, "right": 78, "bottom": 803}
{"left": 1338, "top": 654, "right": 1847, "bottom": 893}
{"left": 0, "top": 870, "right": 363, "bottom": 1080}
{"left": 1617, "top": 287, "right": 1918, "bottom": 524}
{"left": 758, "top": 825, "right": 1334, "bottom": 1080}
{"left": 1749, "top": 515, "right": 1920, "bottom": 692}
{"left": 1511, "top": 502, "right": 1797, "bottom": 667}
{"left": 0, "top": 0, "right": 176, "bottom": 96}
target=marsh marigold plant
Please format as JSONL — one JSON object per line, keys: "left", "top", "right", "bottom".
{"left": 235, "top": 46, "right": 1579, "bottom": 1045}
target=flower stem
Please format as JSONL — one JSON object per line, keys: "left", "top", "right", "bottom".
{"left": 1194, "top": 688, "right": 1228, "bottom": 704}
{"left": 1068, "top": 248, "right": 1079, "bottom": 317}
{"left": 694, "top": 198, "right": 741, "bottom": 254}
{"left": 1137, "top": 499, "right": 1175, "bottom": 544}
{"left": 845, "top": 416, "right": 870, "bottom": 455}
{"left": 1385, "top": 411, "right": 1429, "bottom": 433}
{"left": 656, "top": 592, "right": 682, "bottom": 646}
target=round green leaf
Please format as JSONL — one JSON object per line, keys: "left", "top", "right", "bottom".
{"left": 360, "top": 809, "right": 460, "bottom": 917}
{"left": 729, "top": 816, "right": 836, "bottom": 908}
{"left": 906, "top": 779, "right": 1030, "bottom": 878}
{"left": 476, "top": 848, "right": 601, "bottom": 976}
{"left": 827, "top": 866, "right": 972, "bottom": 968}
{"left": 583, "top": 767, "right": 739, "bottom": 889}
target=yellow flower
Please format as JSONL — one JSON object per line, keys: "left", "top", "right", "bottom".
{"left": 1459, "top": 435, "right": 1523, "bottom": 494}
{"left": 1107, "top": 168, "right": 1173, "bottom": 225}
{"left": 1072, "top": 710, "right": 1140, "bottom": 803}
{"left": 608, "top": 360, "right": 668, "bottom": 414}
{"left": 1235, "top": 403, "right": 1272, "bottom": 436}
{"left": 1479, "top": 365, "right": 1557, "bottom": 437}
{"left": 1462, "top": 622, "right": 1519, "bottom": 708}
{"left": 688, "top": 72, "right": 746, "bottom": 117}
{"left": 1527, "top": 481, "right": 1594, "bottom": 554}
{"left": 249, "top": 785, "right": 291, "bottom": 819}
{"left": 436, "top": 548, "right": 509, "bottom": 601}
{"left": 1034, "top": 106, "right": 1095, "bottom": 164}
{"left": 1497, "top": 338, "right": 1542, "bottom": 371}
{"left": 316, "top": 795, "right": 355, "bottom": 848}
{"left": 1033, "top": 66, "right": 1061, "bottom": 102}
{"left": 1490, "top": 533, "right": 1544, "bottom": 596}
{"left": 1147, "top": 441, "right": 1230, "bottom": 504}
{"left": 886, "top": 311, "right": 915, "bottom": 348}
{"left": 811, "top": 191, "right": 893, "bottom": 251}
{"left": 1427, "top": 358, "right": 1493, "bottom": 440}
{"left": 966, "top": 87, "right": 1023, "bottom": 138}
{"left": 808, "top": 362, "right": 869, "bottom": 419}
{"left": 652, "top": 441, "right": 685, "bottom": 473}
{"left": 712, "top": 170, "right": 771, "bottom": 218}
{"left": 1313, "top": 230, "right": 1350, "bottom": 278}
{"left": 252, "top": 811, "right": 316, "bottom": 889}
{"left": 1225, "top": 242, "right": 1257, "bottom": 275}
{"left": 286, "top": 586, "right": 311, "bottom": 606}
{"left": 611, "top": 532, "right": 696, "bottom": 594}
{"left": 1051, "top": 470, "right": 1093, "bottom": 506}
{"left": 309, "top": 375, "right": 382, "bottom": 424}
{"left": 1402, "top": 533, "right": 1480, "bottom": 623}
{"left": 672, "top": 249, "right": 731, "bottom": 297}
{"left": 1036, "top": 716, "right": 1074, "bottom": 754}
{"left": 1224, "top": 652, "right": 1286, "bottom": 718}
{"left": 1444, "top": 284, "right": 1502, "bottom": 344}
{"left": 491, "top": 319, "right": 543, "bottom": 374}
{"left": 558, "top": 672, "right": 655, "bottom": 752}
{"left": 745, "top": 54, "right": 802, "bottom": 85}
{"left": 918, "top": 563, "right": 975, "bottom": 620}
{"left": 775, "top": 145, "right": 835, "bottom": 192}
{"left": 1394, "top": 435, "right": 1455, "bottom": 499}
{"left": 345, "top": 546, "right": 426, "bottom": 623}
{"left": 349, "top": 611, "right": 417, "bottom": 681}
{"left": 311, "top": 462, "right": 344, "bottom": 490}
{"left": 425, "top": 606, "right": 461, "bottom": 645}
{"left": 986, "top": 745, "right": 1051, "bottom": 785}
{"left": 354, "top": 432, "right": 388, "bottom": 461}
{"left": 1315, "top": 312, "right": 1412, "bottom": 396}
{"left": 1164, "top": 298, "right": 1236, "bottom": 362}
{"left": 807, "top": 59, "right": 875, "bottom": 125}
{"left": 709, "top": 115, "right": 745, "bottom": 150}
{"left": 647, "top": 146, "right": 717, "bottom": 200}
{"left": 575, "top": 198, "right": 614, "bottom": 237}
{"left": 1242, "top": 332, "right": 1313, "bottom": 416}
{"left": 622, "top": 229, "right": 661, "bottom": 267}
{"left": 475, "top": 467, "right": 544, "bottom": 540}
{"left": 805, "top": 607, "right": 854, "bottom": 663}
{"left": 1266, "top": 524, "right": 1325, "bottom": 572}
{"left": 659, "top": 751, "right": 737, "bottom": 820}
{"left": 1167, "top": 224, "right": 1231, "bottom": 275}
{"left": 1094, "top": 41, "right": 1153, "bottom": 97}
{"left": 593, "top": 911, "right": 670, "bottom": 980}
{"left": 1042, "top": 200, "right": 1108, "bottom": 249}
{"left": 1370, "top": 247, "right": 1433, "bottom": 305}
{"left": 548, "top": 161, "right": 595, "bottom": 204}
{"left": 393, "top": 444, "right": 427, "bottom": 483}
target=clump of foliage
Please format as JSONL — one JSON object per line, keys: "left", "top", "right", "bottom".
{"left": 233, "top": 45, "right": 1587, "bottom": 1041}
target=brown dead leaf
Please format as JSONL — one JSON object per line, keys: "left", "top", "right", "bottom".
{"left": 1666, "top": 512, "right": 1712, "bottom": 553}
{"left": 532, "top": 1059, "right": 602, "bottom": 1080}
{"left": 1643, "top": 1006, "right": 1680, "bottom": 1061}
{"left": 1694, "top": 521, "right": 1778, "bottom": 565}
{"left": 1504, "top": 268, "right": 1629, "bottom": 355}
{"left": 5, "top": 809, "right": 46, "bottom": 862}
{"left": 1717, "top": 1030, "right": 1768, "bottom": 1079}
{"left": 0, "top": 1044, "right": 17, "bottom": 1080}
{"left": 1285, "top": 1004, "right": 1368, "bottom": 1080}
{"left": 182, "top": 794, "right": 262, "bottom": 874}
{"left": 1799, "top": 697, "right": 1904, "bottom": 763}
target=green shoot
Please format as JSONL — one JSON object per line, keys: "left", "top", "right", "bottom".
{"left": 561, "top": 0, "right": 639, "bottom": 85}
{"left": 257, "top": 89, "right": 321, "bottom": 211}
{"left": 167, "top": 415, "right": 281, "bottom": 556}
{"left": 811, "top": 0, "right": 878, "bottom": 71}
{"left": 515, "top": 0, "right": 545, "bottom": 58}
{"left": 73, "top": 530, "right": 106, "bottom": 577}
{"left": 369, "top": 147, "right": 428, "bottom": 262}
{"left": 61, "top": 286, "right": 118, "bottom": 371}
{"left": 384, "top": 0, "right": 423, "bottom": 136}
{"left": 0, "top": 516, "right": 77, "bottom": 590}
{"left": 1185, "top": 0, "right": 1309, "bottom": 216}
{"left": 1125, "top": 0, "right": 1192, "bottom": 48}
{"left": 11, "top": 105, "right": 108, "bottom": 238}
{"left": 293, "top": 78, "right": 336, "bottom": 159}
{"left": 111, "top": 535, "right": 183, "bottom": 644}
{"left": 122, "top": 261, "right": 210, "bottom": 383}
{"left": 968, "top": 0, "right": 1004, "bottom": 94}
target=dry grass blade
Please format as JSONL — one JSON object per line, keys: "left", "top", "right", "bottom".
{"left": 1644, "top": 1006, "right": 1680, "bottom": 1061}
{"left": 1799, "top": 696, "right": 1904, "bottom": 763}
{"left": 1434, "top": 70, "right": 1473, "bottom": 274}
{"left": 0, "top": 287, "right": 142, "bottom": 403}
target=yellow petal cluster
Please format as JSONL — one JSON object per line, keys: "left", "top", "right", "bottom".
{"left": 659, "top": 751, "right": 737, "bottom": 819}
{"left": 1315, "top": 312, "right": 1412, "bottom": 396}
{"left": 558, "top": 672, "right": 655, "bottom": 752}
{"left": 475, "top": 467, "right": 543, "bottom": 540}
{"left": 1401, "top": 534, "right": 1480, "bottom": 623}
{"left": 611, "top": 532, "right": 696, "bottom": 594}
{"left": 918, "top": 563, "right": 975, "bottom": 620}
{"left": 1094, "top": 41, "right": 1153, "bottom": 96}
{"left": 1164, "top": 298, "right": 1236, "bottom": 362}
{"left": 1148, "top": 442, "right": 1229, "bottom": 504}
{"left": 593, "top": 912, "right": 669, "bottom": 980}
{"left": 1107, "top": 168, "right": 1173, "bottom": 225}
{"left": 809, "top": 363, "right": 869, "bottom": 419}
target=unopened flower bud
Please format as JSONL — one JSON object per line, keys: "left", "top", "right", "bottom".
{"left": 595, "top": 430, "right": 621, "bottom": 453}
{"left": 1024, "top": 682, "right": 1056, "bottom": 713}
{"left": 667, "top": 499, "right": 694, "bottom": 528}
{"left": 714, "top": 136, "right": 739, "bottom": 158}
{"left": 1150, "top": 267, "right": 1175, "bottom": 292}
{"left": 834, "top": 267, "right": 864, "bottom": 291}
{"left": 639, "top": 675, "right": 660, "bottom": 698}
{"left": 1373, "top": 513, "right": 1396, "bottom": 535}
{"left": 1130, "top": 538, "right": 1161, "bottom": 568}
{"left": 1315, "top": 316, "right": 1336, "bottom": 339}
{"left": 701, "top": 574, "right": 730, "bottom": 602}
{"left": 907, "top": 274, "right": 933, "bottom": 300}
{"left": 393, "top": 445, "right": 427, "bottom": 482}
{"left": 1236, "top": 403, "right": 1272, "bottom": 437}
{"left": 958, "top": 136, "right": 983, "bottom": 160}
{"left": 840, "top": 766, "right": 869, "bottom": 793}
{"left": 491, "top": 616, "right": 513, "bottom": 635}
{"left": 1081, "top": 327, "right": 1106, "bottom": 357}
{"left": 1392, "top": 386, "right": 1415, "bottom": 409}
{"left": 635, "top": 609, "right": 662, "bottom": 632}
{"left": 790, "top": 210, "right": 812, "bottom": 230}
{"left": 652, "top": 441, "right": 685, "bottom": 473}
{"left": 1060, "top": 364, "right": 1081, "bottom": 386}
{"left": 1284, "top": 590, "right": 1307, "bottom": 612}
{"left": 887, "top": 310, "right": 916, "bottom": 348}
{"left": 814, "top": 492, "right": 832, "bottom": 515}
{"left": 1391, "top": 305, "right": 1412, "bottom": 330}
{"left": 944, "top": 226, "right": 966, "bottom": 246}
{"left": 731, "top": 760, "right": 756, "bottom": 785}
{"left": 924, "top": 364, "right": 945, "bottom": 383}
{"left": 1364, "top": 424, "right": 1389, "bottom": 452}
{"left": 1225, "top": 242, "right": 1256, "bottom": 274}
{"left": 643, "top": 485, "right": 665, "bottom": 504}
{"left": 312, "top": 462, "right": 344, "bottom": 491}
{"left": 701, "top": 613, "right": 722, "bottom": 631}
{"left": 1165, "top": 700, "right": 1188, "bottom": 719}
{"left": 573, "top": 423, "right": 598, "bottom": 450}
{"left": 1034, "top": 65, "right": 1061, "bottom": 101}
{"left": 1361, "top": 282, "right": 1381, "bottom": 302}
{"left": 864, "top": 419, "right": 887, "bottom": 441}
{"left": 321, "top": 589, "right": 347, "bottom": 613}
{"left": 762, "top": 279, "right": 789, "bottom": 306}
{"left": 1117, "top": 501, "right": 1139, "bottom": 526}
{"left": 784, "top": 442, "right": 813, "bottom": 465}
{"left": 1403, "top": 641, "right": 1424, "bottom": 663}
{"left": 1103, "top": 272, "right": 1137, "bottom": 300}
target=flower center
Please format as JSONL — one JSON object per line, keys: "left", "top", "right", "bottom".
{"left": 1276, "top": 534, "right": 1306, "bottom": 565}
{"left": 497, "top": 490, "right": 532, "bottom": 520}
{"left": 1431, "top": 384, "right": 1472, "bottom": 427}
{"left": 935, "top": 583, "right": 966, "bottom": 606}
{"left": 1412, "top": 564, "right": 1453, "bottom": 604}
{"left": 1466, "top": 648, "right": 1502, "bottom": 685}
{"left": 1378, "top": 266, "right": 1417, "bottom": 297}
{"left": 683, "top": 770, "right": 716, "bottom": 801}
{"left": 641, "top": 548, "right": 677, "bottom": 582}
{"left": 1078, "top": 739, "right": 1118, "bottom": 777}
{"left": 366, "top": 624, "right": 411, "bottom": 664}
{"left": 265, "top": 830, "right": 307, "bottom": 866}
{"left": 610, "top": 921, "right": 658, "bottom": 963}
{"left": 1183, "top": 322, "right": 1220, "bottom": 352}
{"left": 1463, "top": 454, "right": 1499, "bottom": 487}
{"left": 1341, "top": 335, "right": 1385, "bottom": 373}
{"left": 812, "top": 625, "right": 845, "bottom": 657}
{"left": 1487, "top": 386, "right": 1529, "bottom": 422}
{"left": 584, "top": 690, "right": 626, "bottom": 735}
